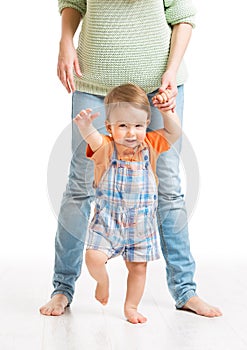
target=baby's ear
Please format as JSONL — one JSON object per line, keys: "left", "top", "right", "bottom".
{"left": 105, "top": 121, "right": 112, "bottom": 134}
{"left": 146, "top": 119, "right": 151, "bottom": 127}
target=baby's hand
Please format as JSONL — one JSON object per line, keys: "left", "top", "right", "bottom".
{"left": 73, "top": 108, "right": 100, "bottom": 128}
{"left": 152, "top": 89, "right": 175, "bottom": 113}
{"left": 152, "top": 89, "right": 171, "bottom": 105}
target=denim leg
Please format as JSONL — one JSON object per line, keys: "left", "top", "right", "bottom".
{"left": 148, "top": 86, "right": 197, "bottom": 308}
{"left": 52, "top": 92, "right": 106, "bottom": 304}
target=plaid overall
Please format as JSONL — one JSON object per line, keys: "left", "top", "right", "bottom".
{"left": 86, "top": 146, "right": 160, "bottom": 262}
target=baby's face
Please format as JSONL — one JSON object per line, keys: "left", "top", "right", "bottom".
{"left": 106, "top": 105, "right": 149, "bottom": 148}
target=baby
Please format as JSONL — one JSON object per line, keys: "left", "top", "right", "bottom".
{"left": 73, "top": 83, "right": 181, "bottom": 323}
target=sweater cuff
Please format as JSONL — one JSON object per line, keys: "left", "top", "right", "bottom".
{"left": 165, "top": 1, "right": 196, "bottom": 28}
{"left": 58, "top": 1, "right": 87, "bottom": 16}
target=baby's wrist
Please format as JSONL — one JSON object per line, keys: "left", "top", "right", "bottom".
{"left": 81, "top": 125, "right": 96, "bottom": 139}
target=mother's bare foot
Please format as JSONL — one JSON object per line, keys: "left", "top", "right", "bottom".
{"left": 39, "top": 294, "right": 68, "bottom": 316}
{"left": 181, "top": 296, "right": 222, "bottom": 317}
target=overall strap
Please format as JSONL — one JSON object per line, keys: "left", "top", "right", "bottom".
{"left": 142, "top": 147, "right": 150, "bottom": 169}
{"left": 111, "top": 143, "right": 118, "bottom": 162}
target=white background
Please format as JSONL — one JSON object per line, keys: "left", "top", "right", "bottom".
{"left": 0, "top": 0, "right": 246, "bottom": 265}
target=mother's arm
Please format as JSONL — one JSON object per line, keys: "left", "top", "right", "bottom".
{"left": 57, "top": 5, "right": 86, "bottom": 93}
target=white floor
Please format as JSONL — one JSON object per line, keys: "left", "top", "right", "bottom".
{"left": 0, "top": 256, "right": 247, "bottom": 350}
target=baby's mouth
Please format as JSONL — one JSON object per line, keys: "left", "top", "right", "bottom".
{"left": 125, "top": 138, "right": 136, "bottom": 142}
{"left": 124, "top": 139, "right": 137, "bottom": 145}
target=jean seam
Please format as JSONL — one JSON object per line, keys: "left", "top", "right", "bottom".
{"left": 157, "top": 210, "right": 179, "bottom": 302}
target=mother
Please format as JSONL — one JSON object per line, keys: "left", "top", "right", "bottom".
{"left": 40, "top": 0, "right": 221, "bottom": 318}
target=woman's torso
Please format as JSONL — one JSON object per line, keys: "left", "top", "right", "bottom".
{"left": 75, "top": 0, "right": 185, "bottom": 95}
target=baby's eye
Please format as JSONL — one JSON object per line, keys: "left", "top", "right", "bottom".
{"left": 136, "top": 124, "right": 145, "bottom": 128}
{"left": 118, "top": 124, "right": 127, "bottom": 128}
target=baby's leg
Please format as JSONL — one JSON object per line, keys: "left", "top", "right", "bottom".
{"left": 124, "top": 262, "right": 147, "bottom": 324}
{"left": 85, "top": 249, "right": 109, "bottom": 305}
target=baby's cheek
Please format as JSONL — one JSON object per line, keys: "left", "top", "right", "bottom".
{"left": 113, "top": 130, "right": 123, "bottom": 139}
{"left": 138, "top": 132, "right": 146, "bottom": 141}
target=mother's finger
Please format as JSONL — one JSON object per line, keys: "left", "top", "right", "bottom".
{"left": 57, "top": 69, "right": 70, "bottom": 93}
{"left": 160, "top": 100, "right": 176, "bottom": 112}
{"left": 66, "top": 69, "right": 75, "bottom": 93}
{"left": 162, "top": 96, "right": 176, "bottom": 108}
{"left": 57, "top": 66, "right": 74, "bottom": 93}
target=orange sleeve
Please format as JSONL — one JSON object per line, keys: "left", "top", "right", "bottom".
{"left": 86, "top": 135, "right": 113, "bottom": 159}
{"left": 145, "top": 131, "right": 170, "bottom": 154}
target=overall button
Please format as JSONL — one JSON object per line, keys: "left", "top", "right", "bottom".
{"left": 96, "top": 189, "right": 103, "bottom": 196}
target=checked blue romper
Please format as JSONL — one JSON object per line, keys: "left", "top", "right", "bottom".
{"left": 86, "top": 146, "right": 160, "bottom": 262}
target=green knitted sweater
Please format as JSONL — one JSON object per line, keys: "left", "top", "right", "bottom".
{"left": 58, "top": 0, "right": 196, "bottom": 96}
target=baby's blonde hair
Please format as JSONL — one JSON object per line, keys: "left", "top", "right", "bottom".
{"left": 104, "top": 83, "right": 151, "bottom": 121}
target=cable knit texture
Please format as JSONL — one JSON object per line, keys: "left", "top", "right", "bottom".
{"left": 58, "top": 0, "right": 196, "bottom": 96}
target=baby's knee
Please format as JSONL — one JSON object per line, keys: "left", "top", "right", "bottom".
{"left": 85, "top": 249, "right": 108, "bottom": 267}
{"left": 126, "top": 262, "right": 147, "bottom": 276}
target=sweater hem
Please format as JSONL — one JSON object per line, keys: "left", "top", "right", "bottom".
{"left": 74, "top": 77, "right": 186, "bottom": 97}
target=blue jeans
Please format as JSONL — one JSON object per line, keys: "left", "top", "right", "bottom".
{"left": 52, "top": 85, "right": 197, "bottom": 307}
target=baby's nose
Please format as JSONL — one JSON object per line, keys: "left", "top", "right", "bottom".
{"left": 127, "top": 127, "right": 135, "bottom": 135}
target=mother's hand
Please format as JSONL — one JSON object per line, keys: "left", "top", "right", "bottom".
{"left": 57, "top": 40, "right": 82, "bottom": 93}
{"left": 157, "top": 71, "right": 178, "bottom": 111}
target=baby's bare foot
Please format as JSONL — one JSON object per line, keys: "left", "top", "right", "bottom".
{"left": 95, "top": 276, "right": 109, "bottom": 305}
{"left": 124, "top": 307, "right": 147, "bottom": 324}
{"left": 39, "top": 294, "right": 68, "bottom": 316}
{"left": 181, "top": 296, "right": 222, "bottom": 317}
